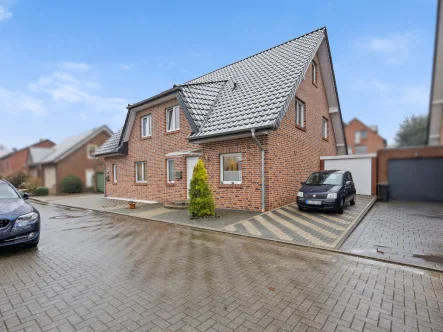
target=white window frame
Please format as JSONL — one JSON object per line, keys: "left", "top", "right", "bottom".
{"left": 295, "top": 99, "right": 305, "bottom": 128}
{"left": 87, "top": 144, "right": 98, "bottom": 159}
{"left": 141, "top": 114, "right": 152, "bottom": 138}
{"left": 312, "top": 61, "right": 317, "bottom": 84}
{"left": 135, "top": 162, "right": 147, "bottom": 183}
{"left": 113, "top": 164, "right": 117, "bottom": 183}
{"left": 166, "top": 105, "right": 180, "bottom": 132}
{"left": 167, "top": 159, "right": 175, "bottom": 183}
{"left": 322, "top": 118, "right": 328, "bottom": 139}
{"left": 220, "top": 153, "right": 242, "bottom": 184}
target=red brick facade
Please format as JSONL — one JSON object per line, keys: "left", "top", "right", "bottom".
{"left": 0, "top": 140, "right": 55, "bottom": 178}
{"left": 102, "top": 53, "right": 339, "bottom": 211}
{"left": 345, "top": 118, "right": 386, "bottom": 154}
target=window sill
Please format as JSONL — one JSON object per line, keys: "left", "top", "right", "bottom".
{"left": 165, "top": 129, "right": 181, "bottom": 135}
{"left": 218, "top": 183, "right": 243, "bottom": 188}
{"left": 141, "top": 136, "right": 152, "bottom": 140}
{"left": 166, "top": 182, "right": 175, "bottom": 187}
{"left": 295, "top": 125, "right": 306, "bottom": 132}
{"left": 135, "top": 182, "right": 148, "bottom": 186}
{"left": 112, "top": 182, "right": 118, "bottom": 185}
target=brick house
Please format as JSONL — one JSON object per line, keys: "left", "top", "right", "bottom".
{"left": 0, "top": 139, "right": 55, "bottom": 178}
{"left": 345, "top": 118, "right": 387, "bottom": 154}
{"left": 28, "top": 126, "right": 112, "bottom": 193}
{"left": 95, "top": 27, "right": 347, "bottom": 211}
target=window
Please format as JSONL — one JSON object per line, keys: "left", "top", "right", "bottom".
{"left": 166, "top": 106, "right": 180, "bottom": 132}
{"left": 354, "top": 130, "right": 367, "bottom": 144}
{"left": 87, "top": 145, "right": 98, "bottom": 159}
{"left": 322, "top": 118, "right": 328, "bottom": 139}
{"left": 167, "top": 159, "right": 175, "bottom": 183}
{"left": 312, "top": 61, "right": 317, "bottom": 84}
{"left": 295, "top": 99, "right": 305, "bottom": 128}
{"left": 135, "top": 162, "right": 147, "bottom": 182}
{"left": 113, "top": 164, "right": 117, "bottom": 182}
{"left": 220, "top": 153, "right": 242, "bottom": 184}
{"left": 355, "top": 145, "right": 368, "bottom": 154}
{"left": 141, "top": 115, "right": 152, "bottom": 137}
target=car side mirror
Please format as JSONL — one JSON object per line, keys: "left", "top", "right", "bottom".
{"left": 345, "top": 181, "right": 352, "bottom": 186}
{"left": 300, "top": 181, "right": 306, "bottom": 185}
{"left": 23, "top": 193, "right": 29, "bottom": 200}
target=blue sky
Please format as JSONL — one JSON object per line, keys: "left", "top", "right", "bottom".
{"left": 0, "top": 0, "right": 437, "bottom": 149}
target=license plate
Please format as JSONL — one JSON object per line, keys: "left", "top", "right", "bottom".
{"left": 306, "top": 200, "right": 321, "bottom": 205}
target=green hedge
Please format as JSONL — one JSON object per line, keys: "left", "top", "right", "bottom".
{"left": 34, "top": 187, "right": 49, "bottom": 196}
{"left": 59, "top": 175, "right": 83, "bottom": 193}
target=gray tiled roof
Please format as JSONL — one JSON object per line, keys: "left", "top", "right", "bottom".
{"left": 29, "top": 147, "right": 52, "bottom": 165}
{"left": 94, "top": 128, "right": 123, "bottom": 156}
{"left": 180, "top": 27, "right": 325, "bottom": 139}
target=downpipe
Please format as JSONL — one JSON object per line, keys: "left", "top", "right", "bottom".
{"left": 251, "top": 129, "right": 265, "bottom": 212}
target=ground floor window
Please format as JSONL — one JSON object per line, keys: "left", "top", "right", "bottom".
{"left": 113, "top": 164, "right": 117, "bottom": 182}
{"left": 135, "top": 162, "right": 147, "bottom": 182}
{"left": 220, "top": 153, "right": 242, "bottom": 184}
{"left": 167, "top": 159, "right": 174, "bottom": 183}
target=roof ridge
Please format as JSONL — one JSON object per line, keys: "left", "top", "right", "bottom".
{"left": 185, "top": 27, "right": 326, "bottom": 84}
{"left": 177, "top": 80, "right": 228, "bottom": 87}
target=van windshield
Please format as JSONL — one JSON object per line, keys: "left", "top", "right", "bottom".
{"left": 306, "top": 173, "right": 343, "bottom": 186}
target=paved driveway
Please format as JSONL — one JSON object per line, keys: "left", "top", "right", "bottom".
{"left": 341, "top": 201, "right": 443, "bottom": 271}
{"left": 2, "top": 202, "right": 442, "bottom": 332}
{"left": 222, "top": 195, "right": 375, "bottom": 249}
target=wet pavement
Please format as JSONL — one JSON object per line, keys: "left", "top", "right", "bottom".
{"left": 222, "top": 195, "right": 375, "bottom": 249}
{"left": 1, "top": 203, "right": 443, "bottom": 331}
{"left": 341, "top": 201, "right": 443, "bottom": 271}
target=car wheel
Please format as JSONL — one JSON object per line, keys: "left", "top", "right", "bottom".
{"left": 337, "top": 199, "right": 344, "bottom": 214}
{"left": 350, "top": 195, "right": 356, "bottom": 206}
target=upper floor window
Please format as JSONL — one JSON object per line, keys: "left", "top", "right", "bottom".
{"left": 354, "top": 130, "right": 367, "bottom": 144}
{"left": 355, "top": 145, "right": 368, "bottom": 154}
{"left": 312, "top": 61, "right": 317, "bottom": 85}
{"left": 141, "top": 114, "right": 152, "bottom": 137}
{"left": 166, "top": 106, "right": 180, "bottom": 132}
{"left": 135, "top": 162, "right": 147, "bottom": 183}
{"left": 220, "top": 153, "right": 242, "bottom": 184}
{"left": 295, "top": 99, "right": 305, "bottom": 128}
{"left": 87, "top": 145, "right": 97, "bottom": 159}
{"left": 322, "top": 118, "right": 328, "bottom": 139}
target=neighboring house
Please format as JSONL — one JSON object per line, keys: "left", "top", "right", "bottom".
{"left": 0, "top": 139, "right": 55, "bottom": 178}
{"left": 428, "top": 0, "right": 443, "bottom": 145}
{"left": 95, "top": 27, "right": 347, "bottom": 211}
{"left": 345, "top": 118, "right": 387, "bottom": 154}
{"left": 28, "top": 126, "right": 112, "bottom": 193}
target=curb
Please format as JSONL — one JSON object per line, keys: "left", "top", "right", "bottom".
{"left": 31, "top": 198, "right": 443, "bottom": 274}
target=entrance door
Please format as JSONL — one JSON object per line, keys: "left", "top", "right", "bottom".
{"left": 96, "top": 172, "right": 104, "bottom": 193}
{"left": 186, "top": 157, "right": 199, "bottom": 198}
{"left": 85, "top": 169, "right": 95, "bottom": 189}
{"left": 44, "top": 166, "right": 56, "bottom": 192}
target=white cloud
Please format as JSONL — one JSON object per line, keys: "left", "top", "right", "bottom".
{"left": 28, "top": 67, "right": 127, "bottom": 111}
{"left": 120, "top": 64, "right": 134, "bottom": 71}
{"left": 0, "top": 88, "right": 47, "bottom": 116}
{"left": 59, "top": 62, "right": 91, "bottom": 71}
{"left": 357, "top": 32, "right": 419, "bottom": 64}
{"left": 0, "top": 5, "right": 12, "bottom": 22}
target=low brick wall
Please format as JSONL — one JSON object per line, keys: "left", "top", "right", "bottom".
{"left": 377, "top": 145, "right": 443, "bottom": 182}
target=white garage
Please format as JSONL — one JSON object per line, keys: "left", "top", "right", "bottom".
{"left": 320, "top": 154, "right": 376, "bottom": 195}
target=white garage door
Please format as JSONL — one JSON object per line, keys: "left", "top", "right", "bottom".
{"left": 44, "top": 166, "right": 56, "bottom": 192}
{"left": 321, "top": 154, "right": 375, "bottom": 195}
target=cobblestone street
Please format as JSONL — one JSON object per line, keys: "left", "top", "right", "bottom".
{"left": 1, "top": 202, "right": 443, "bottom": 332}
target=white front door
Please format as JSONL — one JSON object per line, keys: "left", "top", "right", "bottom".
{"left": 44, "top": 166, "right": 56, "bottom": 192}
{"left": 186, "top": 157, "right": 199, "bottom": 198}
{"left": 85, "top": 169, "right": 95, "bottom": 188}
